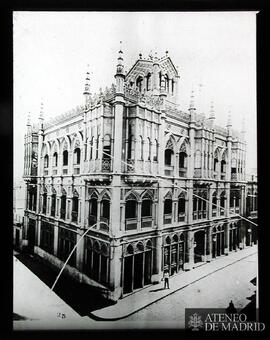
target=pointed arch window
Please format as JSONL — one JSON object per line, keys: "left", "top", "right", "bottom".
{"left": 63, "top": 150, "right": 68, "bottom": 166}
{"left": 60, "top": 191, "right": 67, "bottom": 220}
{"left": 125, "top": 193, "right": 138, "bottom": 231}
{"left": 96, "top": 135, "right": 100, "bottom": 159}
{"left": 138, "top": 136, "right": 144, "bottom": 160}
{"left": 136, "top": 76, "right": 143, "bottom": 92}
{"left": 103, "top": 134, "right": 111, "bottom": 159}
{"left": 90, "top": 136, "right": 94, "bottom": 160}
{"left": 44, "top": 154, "right": 49, "bottom": 168}
{"left": 164, "top": 74, "right": 170, "bottom": 93}
{"left": 89, "top": 193, "right": 98, "bottom": 226}
{"left": 53, "top": 152, "right": 58, "bottom": 167}
{"left": 212, "top": 191, "right": 217, "bottom": 217}
{"left": 146, "top": 73, "right": 151, "bottom": 91}
{"left": 74, "top": 147, "right": 81, "bottom": 165}
{"left": 153, "top": 139, "right": 158, "bottom": 161}
{"left": 178, "top": 193, "right": 186, "bottom": 221}
{"left": 164, "top": 193, "right": 173, "bottom": 224}
{"left": 71, "top": 191, "right": 79, "bottom": 223}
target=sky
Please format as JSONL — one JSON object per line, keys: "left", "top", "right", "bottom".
{"left": 13, "top": 11, "right": 257, "bottom": 182}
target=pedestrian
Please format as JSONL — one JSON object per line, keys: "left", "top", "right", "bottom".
{"left": 163, "top": 269, "right": 170, "bottom": 289}
{"left": 226, "top": 300, "right": 237, "bottom": 314}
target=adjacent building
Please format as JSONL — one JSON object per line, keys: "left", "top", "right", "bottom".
{"left": 21, "top": 49, "right": 257, "bottom": 301}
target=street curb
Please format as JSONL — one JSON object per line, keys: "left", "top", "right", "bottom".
{"left": 90, "top": 251, "right": 257, "bottom": 321}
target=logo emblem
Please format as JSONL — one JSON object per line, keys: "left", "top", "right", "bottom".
{"left": 188, "top": 313, "right": 204, "bottom": 331}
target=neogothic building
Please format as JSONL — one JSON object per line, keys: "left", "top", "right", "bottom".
{"left": 22, "top": 49, "right": 257, "bottom": 301}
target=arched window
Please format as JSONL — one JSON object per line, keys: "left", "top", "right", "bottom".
{"left": 44, "top": 154, "right": 49, "bottom": 168}
{"left": 164, "top": 74, "right": 169, "bottom": 93}
{"left": 128, "top": 135, "right": 135, "bottom": 160}
{"left": 74, "top": 147, "right": 81, "bottom": 165}
{"left": 220, "top": 191, "right": 226, "bottom": 215}
{"left": 125, "top": 195, "right": 137, "bottom": 219}
{"left": 72, "top": 194, "right": 79, "bottom": 223}
{"left": 144, "top": 137, "right": 151, "bottom": 160}
{"left": 195, "top": 151, "right": 201, "bottom": 168}
{"left": 214, "top": 158, "right": 219, "bottom": 171}
{"left": 51, "top": 191, "right": 56, "bottom": 217}
{"left": 159, "top": 72, "right": 162, "bottom": 87}
{"left": 136, "top": 76, "right": 143, "bottom": 92}
{"left": 96, "top": 135, "right": 100, "bottom": 159}
{"left": 221, "top": 160, "right": 226, "bottom": 173}
{"left": 90, "top": 136, "right": 94, "bottom": 160}
{"left": 142, "top": 195, "right": 152, "bottom": 217}
{"left": 153, "top": 139, "right": 158, "bottom": 161}
{"left": 42, "top": 191, "right": 47, "bottom": 214}
{"left": 178, "top": 194, "right": 185, "bottom": 215}
{"left": 171, "top": 79, "right": 175, "bottom": 94}
{"left": 89, "top": 193, "right": 98, "bottom": 226}
{"left": 165, "top": 149, "right": 174, "bottom": 166}
{"left": 146, "top": 73, "right": 151, "bottom": 91}
{"left": 60, "top": 193, "right": 66, "bottom": 220}
{"left": 212, "top": 192, "right": 217, "bottom": 216}
{"left": 179, "top": 152, "right": 187, "bottom": 168}
{"left": 103, "top": 135, "right": 111, "bottom": 159}
{"left": 53, "top": 152, "right": 58, "bottom": 167}
{"left": 164, "top": 197, "right": 172, "bottom": 214}
{"left": 63, "top": 150, "right": 68, "bottom": 166}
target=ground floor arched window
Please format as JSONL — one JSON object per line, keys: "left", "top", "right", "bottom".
{"left": 212, "top": 225, "right": 225, "bottom": 258}
{"left": 123, "top": 240, "right": 153, "bottom": 294}
{"left": 163, "top": 233, "right": 185, "bottom": 275}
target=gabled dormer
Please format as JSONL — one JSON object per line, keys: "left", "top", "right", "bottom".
{"left": 125, "top": 52, "right": 180, "bottom": 104}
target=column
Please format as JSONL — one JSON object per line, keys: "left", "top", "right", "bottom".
{"left": 186, "top": 182, "right": 193, "bottom": 224}
{"left": 152, "top": 231, "right": 162, "bottom": 283}
{"left": 76, "top": 229, "right": 84, "bottom": 274}
{"left": 209, "top": 187, "right": 214, "bottom": 219}
{"left": 97, "top": 199, "right": 101, "bottom": 229}
{"left": 137, "top": 201, "right": 142, "bottom": 230}
{"left": 108, "top": 239, "right": 122, "bottom": 301}
{"left": 184, "top": 229, "right": 194, "bottom": 270}
{"left": 53, "top": 223, "right": 59, "bottom": 257}
{"left": 80, "top": 183, "right": 86, "bottom": 228}
{"left": 206, "top": 226, "right": 212, "bottom": 262}
{"left": 224, "top": 223, "right": 230, "bottom": 255}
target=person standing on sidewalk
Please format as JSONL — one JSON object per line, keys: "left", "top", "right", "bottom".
{"left": 163, "top": 269, "right": 170, "bottom": 289}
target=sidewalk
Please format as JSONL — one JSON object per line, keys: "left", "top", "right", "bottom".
{"left": 91, "top": 245, "right": 258, "bottom": 321}
{"left": 13, "top": 256, "right": 90, "bottom": 330}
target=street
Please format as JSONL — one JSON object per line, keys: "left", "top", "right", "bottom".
{"left": 120, "top": 253, "right": 257, "bottom": 328}
{"left": 14, "top": 249, "right": 257, "bottom": 330}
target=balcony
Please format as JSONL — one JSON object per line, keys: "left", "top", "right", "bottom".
{"left": 179, "top": 167, "right": 187, "bottom": 178}
{"left": 100, "top": 216, "right": 109, "bottom": 232}
{"left": 164, "top": 166, "right": 174, "bottom": 177}
{"left": 125, "top": 218, "right": 137, "bottom": 231}
{"left": 231, "top": 173, "right": 237, "bottom": 181}
{"left": 101, "top": 159, "right": 111, "bottom": 172}
{"left": 126, "top": 159, "right": 135, "bottom": 173}
{"left": 141, "top": 216, "right": 152, "bottom": 228}
{"left": 194, "top": 169, "right": 202, "bottom": 178}
{"left": 193, "top": 210, "right": 207, "bottom": 220}
{"left": 164, "top": 213, "right": 172, "bottom": 224}
{"left": 178, "top": 213, "right": 185, "bottom": 222}
{"left": 73, "top": 165, "right": 80, "bottom": 175}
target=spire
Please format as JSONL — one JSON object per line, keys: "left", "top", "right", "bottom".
{"left": 241, "top": 116, "right": 246, "bottom": 141}
{"left": 27, "top": 112, "right": 31, "bottom": 133}
{"left": 189, "top": 88, "right": 196, "bottom": 110}
{"left": 188, "top": 88, "right": 196, "bottom": 122}
{"left": 226, "top": 110, "right": 232, "bottom": 137}
{"left": 208, "top": 101, "right": 215, "bottom": 128}
{"left": 116, "top": 41, "right": 124, "bottom": 76}
{"left": 115, "top": 41, "right": 125, "bottom": 94}
{"left": 226, "top": 111, "right": 232, "bottom": 127}
{"left": 83, "top": 69, "right": 91, "bottom": 96}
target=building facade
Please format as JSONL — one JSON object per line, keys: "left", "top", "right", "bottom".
{"left": 22, "top": 50, "right": 257, "bottom": 301}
